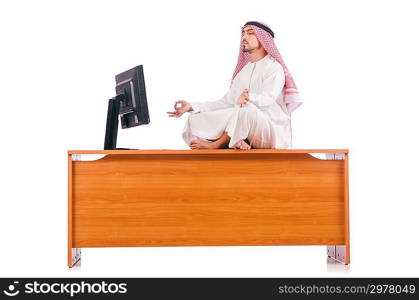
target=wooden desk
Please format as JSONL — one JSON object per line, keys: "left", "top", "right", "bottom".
{"left": 68, "top": 149, "right": 350, "bottom": 267}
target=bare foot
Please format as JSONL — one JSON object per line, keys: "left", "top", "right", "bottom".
{"left": 232, "top": 139, "right": 251, "bottom": 150}
{"left": 189, "top": 139, "right": 218, "bottom": 149}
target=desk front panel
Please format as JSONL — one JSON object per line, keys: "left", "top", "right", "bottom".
{"left": 70, "top": 153, "right": 346, "bottom": 247}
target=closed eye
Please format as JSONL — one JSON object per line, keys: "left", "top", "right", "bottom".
{"left": 241, "top": 29, "right": 254, "bottom": 35}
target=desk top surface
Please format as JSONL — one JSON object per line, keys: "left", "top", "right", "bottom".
{"left": 68, "top": 149, "right": 349, "bottom": 155}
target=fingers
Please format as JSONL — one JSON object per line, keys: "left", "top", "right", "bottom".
{"left": 238, "top": 99, "right": 249, "bottom": 107}
{"left": 170, "top": 100, "right": 188, "bottom": 117}
{"left": 174, "top": 100, "right": 185, "bottom": 110}
{"left": 243, "top": 90, "right": 249, "bottom": 102}
{"left": 167, "top": 111, "right": 181, "bottom": 118}
{"left": 238, "top": 90, "right": 250, "bottom": 107}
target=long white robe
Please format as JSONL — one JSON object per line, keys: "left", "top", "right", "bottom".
{"left": 182, "top": 54, "right": 292, "bottom": 149}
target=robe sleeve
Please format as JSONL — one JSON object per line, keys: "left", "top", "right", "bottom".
{"left": 189, "top": 90, "right": 235, "bottom": 114}
{"left": 247, "top": 63, "right": 285, "bottom": 108}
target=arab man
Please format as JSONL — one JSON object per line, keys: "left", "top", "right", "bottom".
{"left": 167, "top": 21, "right": 302, "bottom": 150}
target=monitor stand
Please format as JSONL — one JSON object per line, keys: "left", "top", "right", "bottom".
{"left": 104, "top": 94, "right": 139, "bottom": 150}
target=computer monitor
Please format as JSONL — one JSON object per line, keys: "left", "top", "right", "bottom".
{"left": 104, "top": 65, "right": 150, "bottom": 150}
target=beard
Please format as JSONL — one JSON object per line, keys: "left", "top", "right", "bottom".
{"left": 242, "top": 44, "right": 256, "bottom": 53}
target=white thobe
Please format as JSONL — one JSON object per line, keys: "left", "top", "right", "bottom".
{"left": 182, "top": 54, "right": 292, "bottom": 149}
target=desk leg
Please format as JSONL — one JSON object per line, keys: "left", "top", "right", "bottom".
{"left": 326, "top": 152, "right": 350, "bottom": 265}
{"left": 68, "top": 154, "right": 81, "bottom": 268}
{"left": 327, "top": 245, "right": 349, "bottom": 264}
{"left": 69, "top": 248, "right": 81, "bottom": 268}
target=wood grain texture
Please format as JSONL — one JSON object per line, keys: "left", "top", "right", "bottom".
{"left": 70, "top": 152, "right": 347, "bottom": 248}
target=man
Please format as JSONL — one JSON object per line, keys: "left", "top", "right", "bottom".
{"left": 167, "top": 21, "right": 302, "bottom": 150}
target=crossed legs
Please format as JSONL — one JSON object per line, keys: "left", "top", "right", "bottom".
{"left": 189, "top": 132, "right": 251, "bottom": 150}
{"left": 189, "top": 103, "right": 273, "bottom": 150}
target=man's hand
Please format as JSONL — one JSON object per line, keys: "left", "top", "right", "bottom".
{"left": 167, "top": 100, "right": 192, "bottom": 118}
{"left": 237, "top": 89, "right": 250, "bottom": 107}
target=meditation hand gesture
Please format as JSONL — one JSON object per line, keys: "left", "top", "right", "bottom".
{"left": 167, "top": 100, "right": 192, "bottom": 118}
{"left": 238, "top": 89, "right": 250, "bottom": 107}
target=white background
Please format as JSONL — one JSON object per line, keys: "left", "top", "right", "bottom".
{"left": 0, "top": 0, "right": 418, "bottom": 277}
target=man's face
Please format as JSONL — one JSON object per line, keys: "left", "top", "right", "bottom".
{"left": 241, "top": 26, "right": 260, "bottom": 53}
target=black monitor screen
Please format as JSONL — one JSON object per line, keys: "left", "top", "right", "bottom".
{"left": 115, "top": 65, "right": 150, "bottom": 128}
{"left": 104, "top": 65, "right": 150, "bottom": 150}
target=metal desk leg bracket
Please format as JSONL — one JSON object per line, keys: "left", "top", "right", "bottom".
{"left": 70, "top": 248, "right": 81, "bottom": 267}
{"left": 327, "top": 245, "right": 348, "bottom": 264}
